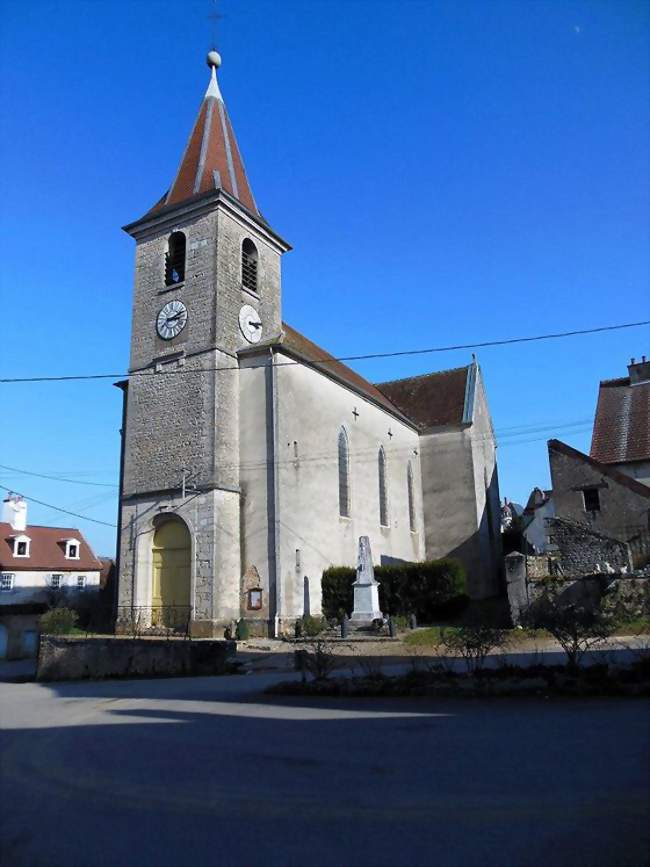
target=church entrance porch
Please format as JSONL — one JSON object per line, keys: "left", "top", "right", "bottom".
{"left": 151, "top": 518, "right": 191, "bottom": 630}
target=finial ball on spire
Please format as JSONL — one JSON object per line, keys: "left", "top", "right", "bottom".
{"left": 207, "top": 50, "right": 222, "bottom": 69}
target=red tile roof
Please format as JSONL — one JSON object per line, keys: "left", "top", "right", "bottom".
{"left": 590, "top": 376, "right": 650, "bottom": 465}
{"left": 0, "top": 524, "right": 103, "bottom": 572}
{"left": 148, "top": 63, "right": 257, "bottom": 218}
{"left": 375, "top": 367, "right": 471, "bottom": 429}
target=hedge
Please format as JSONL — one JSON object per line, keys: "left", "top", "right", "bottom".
{"left": 40, "top": 607, "right": 79, "bottom": 635}
{"left": 322, "top": 559, "right": 468, "bottom": 623}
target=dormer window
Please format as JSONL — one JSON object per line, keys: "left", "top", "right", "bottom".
{"left": 241, "top": 238, "right": 258, "bottom": 292}
{"left": 13, "top": 535, "right": 31, "bottom": 558}
{"left": 165, "top": 232, "right": 186, "bottom": 286}
{"left": 64, "top": 539, "right": 81, "bottom": 560}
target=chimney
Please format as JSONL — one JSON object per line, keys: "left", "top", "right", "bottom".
{"left": 1, "top": 493, "right": 27, "bottom": 531}
{"left": 628, "top": 355, "right": 650, "bottom": 385}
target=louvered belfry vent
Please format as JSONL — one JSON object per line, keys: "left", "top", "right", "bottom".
{"left": 165, "top": 232, "right": 186, "bottom": 286}
{"left": 241, "top": 238, "right": 258, "bottom": 292}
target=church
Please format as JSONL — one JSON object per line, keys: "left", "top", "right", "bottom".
{"left": 116, "top": 51, "right": 502, "bottom": 636}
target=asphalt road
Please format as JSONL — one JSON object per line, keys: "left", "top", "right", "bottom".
{"left": 1, "top": 671, "right": 649, "bottom": 867}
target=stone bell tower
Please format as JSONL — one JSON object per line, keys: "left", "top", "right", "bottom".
{"left": 116, "top": 51, "right": 291, "bottom": 635}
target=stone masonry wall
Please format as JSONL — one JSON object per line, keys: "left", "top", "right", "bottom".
{"left": 546, "top": 517, "right": 632, "bottom": 577}
{"left": 504, "top": 551, "right": 649, "bottom": 625}
{"left": 37, "top": 635, "right": 236, "bottom": 681}
{"left": 549, "top": 445, "right": 650, "bottom": 541}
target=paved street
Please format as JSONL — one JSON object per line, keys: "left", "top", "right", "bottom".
{"left": 1, "top": 671, "right": 649, "bottom": 867}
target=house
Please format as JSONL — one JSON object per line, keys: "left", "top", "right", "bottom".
{"left": 521, "top": 488, "right": 554, "bottom": 553}
{"left": 115, "top": 51, "right": 502, "bottom": 638}
{"left": 547, "top": 439, "right": 650, "bottom": 569}
{"left": 0, "top": 494, "right": 102, "bottom": 659}
{"left": 590, "top": 357, "right": 650, "bottom": 486}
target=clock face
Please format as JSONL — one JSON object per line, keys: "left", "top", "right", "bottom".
{"left": 157, "top": 300, "right": 187, "bottom": 340}
{"left": 239, "top": 304, "right": 263, "bottom": 344}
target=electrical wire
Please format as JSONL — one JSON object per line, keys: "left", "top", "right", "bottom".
{"left": 1, "top": 319, "right": 648, "bottom": 384}
{"left": 0, "top": 485, "right": 117, "bottom": 528}
{"left": 0, "top": 463, "right": 118, "bottom": 488}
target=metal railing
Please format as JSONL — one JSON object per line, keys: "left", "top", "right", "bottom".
{"left": 114, "top": 606, "right": 193, "bottom": 638}
{"left": 69, "top": 604, "right": 193, "bottom": 638}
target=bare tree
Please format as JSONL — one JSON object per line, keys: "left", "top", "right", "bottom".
{"left": 521, "top": 580, "right": 616, "bottom": 672}
{"left": 301, "top": 640, "right": 340, "bottom": 681}
{"left": 441, "top": 624, "right": 508, "bottom": 673}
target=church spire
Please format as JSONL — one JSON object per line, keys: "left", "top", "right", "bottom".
{"left": 152, "top": 51, "right": 258, "bottom": 216}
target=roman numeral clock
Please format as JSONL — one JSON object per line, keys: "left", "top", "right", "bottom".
{"left": 156, "top": 300, "right": 188, "bottom": 340}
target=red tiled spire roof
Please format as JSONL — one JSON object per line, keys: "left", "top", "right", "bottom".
{"left": 150, "top": 52, "right": 258, "bottom": 216}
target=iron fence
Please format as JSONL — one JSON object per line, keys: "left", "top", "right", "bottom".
{"left": 72, "top": 604, "right": 193, "bottom": 638}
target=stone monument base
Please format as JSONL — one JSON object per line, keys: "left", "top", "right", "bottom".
{"left": 350, "top": 581, "right": 382, "bottom": 623}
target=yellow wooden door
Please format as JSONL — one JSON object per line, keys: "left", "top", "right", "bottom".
{"left": 151, "top": 520, "right": 191, "bottom": 627}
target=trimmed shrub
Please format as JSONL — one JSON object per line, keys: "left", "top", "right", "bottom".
{"left": 40, "top": 607, "right": 79, "bottom": 635}
{"left": 322, "top": 559, "right": 467, "bottom": 623}
{"left": 301, "top": 615, "right": 327, "bottom": 637}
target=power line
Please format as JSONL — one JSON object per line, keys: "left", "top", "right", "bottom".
{"left": 1, "top": 319, "right": 648, "bottom": 384}
{"left": 0, "top": 485, "right": 117, "bottom": 528}
{"left": 0, "top": 463, "right": 118, "bottom": 488}
{"left": 0, "top": 407, "right": 642, "bottom": 491}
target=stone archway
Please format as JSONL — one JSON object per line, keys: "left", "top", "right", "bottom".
{"left": 151, "top": 518, "right": 191, "bottom": 628}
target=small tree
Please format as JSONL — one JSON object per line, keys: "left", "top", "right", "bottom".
{"left": 521, "top": 580, "right": 616, "bottom": 672}
{"left": 441, "top": 624, "right": 507, "bottom": 673}
{"left": 302, "top": 640, "right": 339, "bottom": 681}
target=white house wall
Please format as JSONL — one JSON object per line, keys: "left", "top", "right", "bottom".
{"left": 0, "top": 570, "right": 101, "bottom": 605}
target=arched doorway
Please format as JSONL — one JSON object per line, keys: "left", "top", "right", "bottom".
{"left": 151, "top": 518, "right": 191, "bottom": 628}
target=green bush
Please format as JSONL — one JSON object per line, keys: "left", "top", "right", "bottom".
{"left": 235, "top": 618, "right": 250, "bottom": 641}
{"left": 322, "top": 559, "right": 467, "bottom": 623}
{"left": 301, "top": 615, "right": 327, "bottom": 637}
{"left": 40, "top": 607, "right": 79, "bottom": 635}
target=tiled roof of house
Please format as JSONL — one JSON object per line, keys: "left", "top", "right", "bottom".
{"left": 147, "top": 55, "right": 258, "bottom": 218}
{"left": 374, "top": 366, "right": 472, "bottom": 430}
{"left": 590, "top": 375, "right": 650, "bottom": 465}
{"left": 0, "top": 524, "right": 103, "bottom": 572}
{"left": 548, "top": 439, "right": 650, "bottom": 499}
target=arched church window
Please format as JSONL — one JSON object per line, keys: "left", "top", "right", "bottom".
{"left": 378, "top": 447, "right": 389, "bottom": 527}
{"left": 338, "top": 428, "right": 350, "bottom": 517}
{"left": 407, "top": 461, "right": 416, "bottom": 532}
{"left": 241, "top": 238, "right": 258, "bottom": 292}
{"left": 165, "top": 232, "right": 186, "bottom": 285}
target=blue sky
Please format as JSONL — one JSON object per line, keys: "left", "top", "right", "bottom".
{"left": 1, "top": 0, "right": 648, "bottom": 556}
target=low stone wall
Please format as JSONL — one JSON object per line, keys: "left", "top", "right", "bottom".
{"left": 37, "top": 636, "right": 236, "bottom": 682}
{"left": 505, "top": 552, "right": 650, "bottom": 625}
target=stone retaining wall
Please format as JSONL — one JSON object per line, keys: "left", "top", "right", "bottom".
{"left": 37, "top": 635, "right": 236, "bottom": 681}
{"left": 505, "top": 551, "right": 650, "bottom": 625}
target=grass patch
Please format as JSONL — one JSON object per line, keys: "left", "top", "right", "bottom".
{"left": 404, "top": 626, "right": 458, "bottom": 647}
{"left": 615, "top": 617, "right": 650, "bottom": 636}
